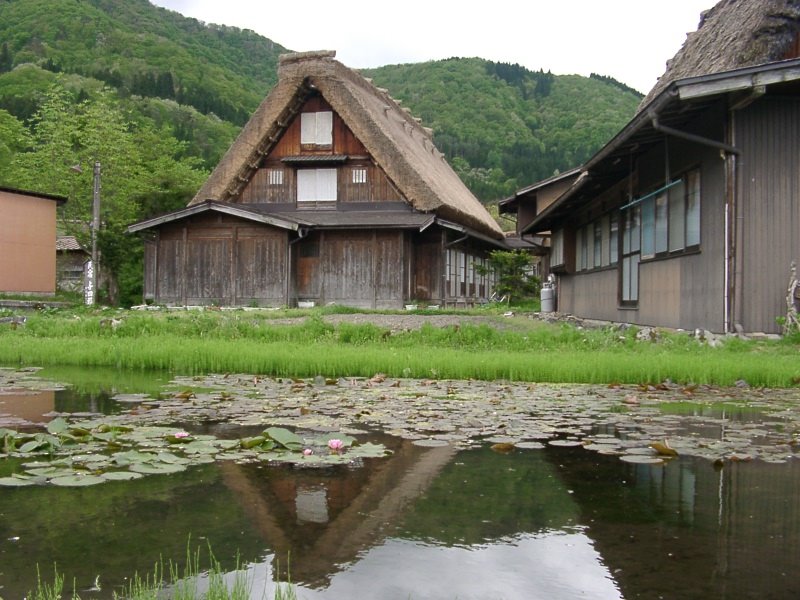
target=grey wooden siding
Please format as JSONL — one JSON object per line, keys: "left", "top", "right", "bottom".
{"left": 240, "top": 166, "right": 295, "bottom": 204}
{"left": 558, "top": 121, "right": 728, "bottom": 331}
{"left": 146, "top": 215, "right": 288, "bottom": 306}
{"left": 292, "top": 230, "right": 406, "bottom": 308}
{"left": 736, "top": 97, "right": 800, "bottom": 333}
{"left": 235, "top": 229, "right": 287, "bottom": 304}
{"left": 143, "top": 239, "right": 156, "bottom": 300}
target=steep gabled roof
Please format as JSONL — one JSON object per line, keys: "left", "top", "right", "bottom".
{"left": 641, "top": 0, "right": 800, "bottom": 107}
{"left": 190, "top": 50, "right": 503, "bottom": 239}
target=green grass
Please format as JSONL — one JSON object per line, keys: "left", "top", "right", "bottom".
{"left": 1, "top": 308, "right": 799, "bottom": 387}
{"left": 28, "top": 544, "right": 294, "bottom": 600}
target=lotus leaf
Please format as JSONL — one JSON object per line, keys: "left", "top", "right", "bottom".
{"left": 100, "top": 471, "right": 144, "bottom": 481}
{"left": 548, "top": 439, "right": 584, "bottom": 447}
{"left": 155, "top": 452, "right": 190, "bottom": 464}
{"left": 619, "top": 455, "right": 665, "bottom": 465}
{"left": 516, "top": 441, "right": 546, "bottom": 449}
{"left": 182, "top": 441, "right": 219, "bottom": 455}
{"left": 412, "top": 439, "right": 450, "bottom": 447}
{"left": 25, "top": 467, "right": 75, "bottom": 478}
{"left": 350, "top": 443, "right": 390, "bottom": 457}
{"left": 129, "top": 462, "right": 187, "bottom": 474}
{"left": 263, "top": 427, "right": 303, "bottom": 450}
{"left": 50, "top": 474, "right": 106, "bottom": 487}
{"left": 0, "top": 475, "right": 36, "bottom": 487}
{"left": 46, "top": 417, "right": 69, "bottom": 435}
{"left": 240, "top": 436, "right": 266, "bottom": 449}
{"left": 19, "top": 439, "right": 48, "bottom": 453}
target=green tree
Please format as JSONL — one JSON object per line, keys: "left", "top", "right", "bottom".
{"left": 478, "top": 250, "right": 540, "bottom": 304}
{"left": 8, "top": 82, "right": 206, "bottom": 305}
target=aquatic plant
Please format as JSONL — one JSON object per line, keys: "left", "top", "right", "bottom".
{"left": 0, "top": 422, "right": 390, "bottom": 488}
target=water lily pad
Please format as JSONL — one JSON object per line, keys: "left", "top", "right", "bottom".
{"left": 620, "top": 455, "right": 664, "bottom": 465}
{"left": 25, "top": 467, "right": 76, "bottom": 478}
{"left": 50, "top": 474, "right": 106, "bottom": 487}
{"left": 182, "top": 441, "right": 219, "bottom": 455}
{"left": 516, "top": 441, "right": 546, "bottom": 450}
{"left": 129, "top": 462, "right": 187, "bottom": 474}
{"left": 264, "top": 427, "right": 303, "bottom": 450}
{"left": 100, "top": 471, "right": 144, "bottom": 481}
{"left": 412, "top": 439, "right": 450, "bottom": 447}
{"left": 351, "top": 443, "right": 390, "bottom": 458}
{"left": 46, "top": 417, "right": 69, "bottom": 435}
{"left": 548, "top": 439, "right": 584, "bottom": 447}
{"left": 0, "top": 475, "right": 36, "bottom": 487}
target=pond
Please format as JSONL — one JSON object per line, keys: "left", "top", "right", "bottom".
{"left": 0, "top": 368, "right": 799, "bottom": 599}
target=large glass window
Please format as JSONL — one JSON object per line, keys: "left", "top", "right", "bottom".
{"left": 551, "top": 229, "right": 565, "bottom": 267}
{"left": 668, "top": 179, "right": 686, "bottom": 252}
{"left": 685, "top": 170, "right": 701, "bottom": 247}
{"left": 573, "top": 214, "right": 619, "bottom": 272}
{"left": 618, "top": 167, "right": 701, "bottom": 306}
{"left": 655, "top": 192, "right": 668, "bottom": 253}
{"left": 641, "top": 197, "right": 655, "bottom": 258}
{"left": 609, "top": 214, "right": 619, "bottom": 265}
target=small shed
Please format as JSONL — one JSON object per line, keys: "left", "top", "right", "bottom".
{"left": 56, "top": 236, "right": 89, "bottom": 293}
{"left": 0, "top": 186, "right": 66, "bottom": 295}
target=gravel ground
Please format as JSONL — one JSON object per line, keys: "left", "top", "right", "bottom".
{"left": 263, "top": 312, "right": 522, "bottom": 332}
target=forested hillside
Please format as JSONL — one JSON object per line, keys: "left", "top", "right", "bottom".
{"left": 365, "top": 59, "right": 642, "bottom": 199}
{"left": 0, "top": 0, "right": 642, "bottom": 305}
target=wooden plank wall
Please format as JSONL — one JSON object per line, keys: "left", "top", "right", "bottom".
{"left": 150, "top": 214, "right": 287, "bottom": 306}
{"left": 736, "top": 97, "right": 800, "bottom": 333}
{"left": 293, "top": 230, "right": 405, "bottom": 308}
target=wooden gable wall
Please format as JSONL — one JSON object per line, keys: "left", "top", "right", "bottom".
{"left": 237, "top": 95, "right": 404, "bottom": 205}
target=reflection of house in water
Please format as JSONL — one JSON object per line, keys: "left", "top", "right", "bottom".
{"left": 0, "top": 389, "right": 56, "bottom": 427}
{"left": 553, "top": 447, "right": 800, "bottom": 599}
{"left": 221, "top": 435, "right": 457, "bottom": 587}
{"left": 0, "top": 387, "right": 120, "bottom": 428}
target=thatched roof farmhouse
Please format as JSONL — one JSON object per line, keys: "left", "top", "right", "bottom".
{"left": 130, "top": 51, "right": 504, "bottom": 308}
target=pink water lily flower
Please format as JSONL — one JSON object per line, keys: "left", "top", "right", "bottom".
{"left": 303, "top": 448, "right": 313, "bottom": 456}
{"left": 174, "top": 432, "right": 190, "bottom": 438}
{"left": 327, "top": 439, "right": 344, "bottom": 452}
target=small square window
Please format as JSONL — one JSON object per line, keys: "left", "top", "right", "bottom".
{"left": 267, "top": 169, "right": 284, "bottom": 186}
{"left": 352, "top": 168, "right": 367, "bottom": 184}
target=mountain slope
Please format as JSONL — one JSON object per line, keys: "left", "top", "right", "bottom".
{"left": 0, "top": 0, "right": 641, "bottom": 200}
{"left": 0, "top": 0, "right": 287, "bottom": 124}
{"left": 364, "top": 58, "right": 642, "bottom": 199}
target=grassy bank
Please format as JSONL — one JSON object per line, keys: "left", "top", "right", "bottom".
{"left": 1, "top": 308, "right": 799, "bottom": 387}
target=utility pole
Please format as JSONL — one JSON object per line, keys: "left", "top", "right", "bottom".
{"left": 88, "top": 161, "right": 101, "bottom": 305}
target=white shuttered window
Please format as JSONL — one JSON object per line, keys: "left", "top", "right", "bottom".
{"left": 297, "top": 169, "right": 337, "bottom": 202}
{"left": 300, "top": 112, "right": 333, "bottom": 145}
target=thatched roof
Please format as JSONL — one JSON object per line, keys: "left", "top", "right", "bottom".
{"left": 190, "top": 50, "right": 503, "bottom": 239}
{"left": 641, "top": 0, "right": 800, "bottom": 108}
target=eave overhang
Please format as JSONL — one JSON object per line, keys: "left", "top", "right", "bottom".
{"left": 127, "top": 200, "right": 301, "bottom": 233}
{"left": 520, "top": 58, "right": 800, "bottom": 234}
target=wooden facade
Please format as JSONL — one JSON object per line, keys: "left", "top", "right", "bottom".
{"left": 0, "top": 187, "right": 65, "bottom": 295}
{"left": 130, "top": 53, "right": 504, "bottom": 308}
{"left": 506, "top": 60, "right": 800, "bottom": 333}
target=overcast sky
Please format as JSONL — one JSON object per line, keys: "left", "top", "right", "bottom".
{"left": 150, "top": 0, "right": 713, "bottom": 94}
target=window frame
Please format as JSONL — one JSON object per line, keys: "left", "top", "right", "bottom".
{"left": 297, "top": 168, "right": 338, "bottom": 203}
{"left": 300, "top": 111, "right": 333, "bottom": 147}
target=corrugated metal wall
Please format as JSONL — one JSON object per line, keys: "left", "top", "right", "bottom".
{"left": 736, "top": 97, "right": 800, "bottom": 333}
